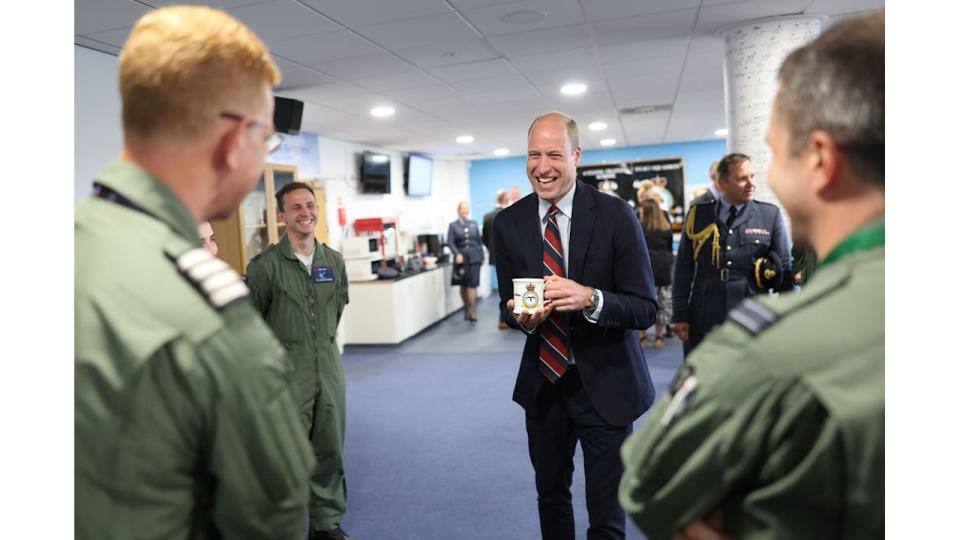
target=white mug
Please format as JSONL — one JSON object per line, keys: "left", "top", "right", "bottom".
{"left": 513, "top": 278, "right": 545, "bottom": 314}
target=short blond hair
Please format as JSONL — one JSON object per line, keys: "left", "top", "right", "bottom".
{"left": 119, "top": 5, "right": 280, "bottom": 140}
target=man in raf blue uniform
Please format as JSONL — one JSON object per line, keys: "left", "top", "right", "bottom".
{"left": 671, "top": 152, "right": 792, "bottom": 355}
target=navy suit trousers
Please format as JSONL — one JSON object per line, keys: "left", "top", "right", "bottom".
{"left": 525, "top": 368, "right": 631, "bottom": 540}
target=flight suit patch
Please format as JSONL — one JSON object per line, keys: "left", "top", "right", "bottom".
{"left": 312, "top": 265, "right": 335, "bottom": 283}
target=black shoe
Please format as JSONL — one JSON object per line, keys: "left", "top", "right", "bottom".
{"left": 310, "top": 527, "right": 360, "bottom": 540}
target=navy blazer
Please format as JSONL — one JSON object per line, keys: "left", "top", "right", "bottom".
{"left": 493, "top": 181, "right": 659, "bottom": 427}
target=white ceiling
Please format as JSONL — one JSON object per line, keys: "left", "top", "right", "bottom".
{"left": 75, "top": 0, "right": 883, "bottom": 159}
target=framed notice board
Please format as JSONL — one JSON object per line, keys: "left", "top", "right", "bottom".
{"left": 577, "top": 157, "right": 686, "bottom": 225}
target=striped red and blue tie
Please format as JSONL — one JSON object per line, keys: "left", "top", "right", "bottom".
{"left": 539, "top": 204, "right": 570, "bottom": 383}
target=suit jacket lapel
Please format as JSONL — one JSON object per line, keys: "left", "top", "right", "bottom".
{"left": 568, "top": 181, "right": 597, "bottom": 283}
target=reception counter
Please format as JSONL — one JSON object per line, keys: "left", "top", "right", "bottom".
{"left": 341, "top": 262, "right": 490, "bottom": 345}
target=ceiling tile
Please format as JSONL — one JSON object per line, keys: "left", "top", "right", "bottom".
{"left": 314, "top": 53, "right": 415, "bottom": 80}
{"left": 394, "top": 37, "right": 501, "bottom": 69}
{"left": 487, "top": 23, "right": 593, "bottom": 57}
{"left": 74, "top": 35, "right": 122, "bottom": 56}
{"left": 429, "top": 58, "right": 517, "bottom": 83}
{"left": 469, "top": 86, "right": 543, "bottom": 103}
{"left": 282, "top": 82, "right": 372, "bottom": 104}
{"left": 590, "top": 8, "right": 698, "bottom": 48}
{"left": 450, "top": 74, "right": 535, "bottom": 94}
{"left": 806, "top": 0, "right": 885, "bottom": 16}
{"left": 594, "top": 38, "right": 689, "bottom": 66}
{"left": 388, "top": 84, "right": 466, "bottom": 106}
{"left": 83, "top": 26, "right": 133, "bottom": 49}
{"left": 461, "top": 0, "right": 584, "bottom": 36}
{"left": 581, "top": 0, "right": 700, "bottom": 23}
{"left": 674, "top": 87, "right": 724, "bottom": 108}
{"left": 510, "top": 48, "right": 597, "bottom": 75}
{"left": 298, "top": 0, "right": 451, "bottom": 27}
{"left": 273, "top": 57, "right": 340, "bottom": 90}
{"left": 76, "top": 0, "right": 150, "bottom": 35}
{"left": 696, "top": 0, "right": 813, "bottom": 34}
{"left": 527, "top": 73, "right": 605, "bottom": 98}
{"left": 448, "top": 0, "right": 523, "bottom": 9}
{"left": 149, "top": 0, "right": 272, "bottom": 8}
{"left": 606, "top": 69, "right": 679, "bottom": 110}
{"left": 351, "top": 70, "right": 445, "bottom": 92}
{"left": 355, "top": 12, "right": 479, "bottom": 49}
{"left": 621, "top": 110, "right": 671, "bottom": 145}
{"left": 227, "top": 0, "right": 341, "bottom": 42}
{"left": 268, "top": 31, "right": 385, "bottom": 66}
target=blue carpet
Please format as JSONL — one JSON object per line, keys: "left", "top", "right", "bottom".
{"left": 338, "top": 294, "right": 684, "bottom": 540}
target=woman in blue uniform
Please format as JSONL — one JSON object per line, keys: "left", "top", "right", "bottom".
{"left": 447, "top": 201, "right": 484, "bottom": 321}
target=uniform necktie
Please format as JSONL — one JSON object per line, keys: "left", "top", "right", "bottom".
{"left": 725, "top": 205, "right": 738, "bottom": 229}
{"left": 539, "top": 205, "right": 570, "bottom": 383}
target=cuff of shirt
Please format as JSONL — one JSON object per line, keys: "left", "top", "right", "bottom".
{"left": 583, "top": 290, "right": 603, "bottom": 324}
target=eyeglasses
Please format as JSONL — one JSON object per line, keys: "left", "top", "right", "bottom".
{"left": 219, "top": 111, "right": 284, "bottom": 154}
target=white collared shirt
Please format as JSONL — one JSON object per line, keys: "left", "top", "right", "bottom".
{"left": 536, "top": 182, "right": 603, "bottom": 329}
{"left": 717, "top": 194, "right": 745, "bottom": 228}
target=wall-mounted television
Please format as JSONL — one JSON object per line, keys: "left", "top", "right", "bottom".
{"left": 405, "top": 154, "right": 433, "bottom": 197}
{"left": 361, "top": 151, "right": 391, "bottom": 194}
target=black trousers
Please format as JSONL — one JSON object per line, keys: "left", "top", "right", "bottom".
{"left": 525, "top": 368, "right": 631, "bottom": 540}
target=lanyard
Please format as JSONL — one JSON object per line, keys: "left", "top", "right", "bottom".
{"left": 92, "top": 182, "right": 157, "bottom": 220}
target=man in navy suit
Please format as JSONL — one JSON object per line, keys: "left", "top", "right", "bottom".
{"left": 493, "top": 112, "right": 659, "bottom": 540}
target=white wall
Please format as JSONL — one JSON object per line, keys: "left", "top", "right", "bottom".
{"left": 73, "top": 46, "right": 471, "bottom": 254}
{"left": 75, "top": 46, "right": 122, "bottom": 200}
{"left": 313, "top": 136, "right": 469, "bottom": 254}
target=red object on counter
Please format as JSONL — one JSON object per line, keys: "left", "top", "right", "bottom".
{"left": 353, "top": 217, "right": 399, "bottom": 263}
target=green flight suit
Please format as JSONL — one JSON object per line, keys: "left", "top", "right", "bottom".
{"left": 245, "top": 235, "right": 350, "bottom": 531}
{"left": 619, "top": 221, "right": 885, "bottom": 540}
{"left": 75, "top": 160, "right": 315, "bottom": 540}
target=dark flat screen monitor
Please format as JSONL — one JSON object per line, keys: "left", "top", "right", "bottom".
{"left": 361, "top": 151, "right": 391, "bottom": 194}
{"left": 405, "top": 154, "right": 433, "bottom": 196}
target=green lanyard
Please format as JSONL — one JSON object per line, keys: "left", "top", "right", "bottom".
{"left": 819, "top": 219, "right": 885, "bottom": 268}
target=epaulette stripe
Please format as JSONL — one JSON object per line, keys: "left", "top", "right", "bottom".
{"left": 203, "top": 269, "right": 239, "bottom": 292}
{"left": 729, "top": 298, "right": 779, "bottom": 336}
{"left": 740, "top": 298, "right": 777, "bottom": 325}
{"left": 209, "top": 282, "right": 249, "bottom": 308}
{"left": 729, "top": 309, "right": 764, "bottom": 335}
{"left": 185, "top": 258, "right": 230, "bottom": 282}
{"left": 176, "top": 249, "right": 210, "bottom": 271}
{"left": 172, "top": 248, "right": 250, "bottom": 310}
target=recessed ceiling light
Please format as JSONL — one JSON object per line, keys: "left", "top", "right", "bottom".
{"left": 588, "top": 121, "right": 607, "bottom": 131}
{"left": 714, "top": 128, "right": 728, "bottom": 136}
{"left": 600, "top": 138, "right": 616, "bottom": 146}
{"left": 493, "top": 148, "right": 510, "bottom": 156}
{"left": 456, "top": 135, "right": 474, "bottom": 144}
{"left": 560, "top": 82, "right": 587, "bottom": 96}
{"left": 370, "top": 106, "right": 395, "bottom": 118}
{"left": 501, "top": 10, "right": 547, "bottom": 24}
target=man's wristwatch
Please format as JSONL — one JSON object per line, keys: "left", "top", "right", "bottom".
{"left": 589, "top": 288, "right": 601, "bottom": 310}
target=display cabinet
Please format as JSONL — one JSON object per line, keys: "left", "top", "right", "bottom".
{"left": 211, "top": 163, "right": 328, "bottom": 274}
